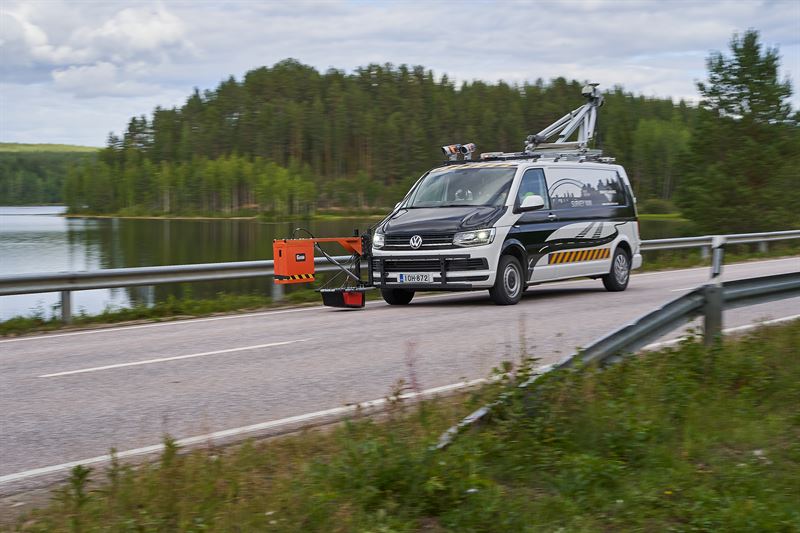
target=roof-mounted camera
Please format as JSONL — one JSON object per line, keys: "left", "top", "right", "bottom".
{"left": 441, "top": 142, "right": 476, "bottom": 161}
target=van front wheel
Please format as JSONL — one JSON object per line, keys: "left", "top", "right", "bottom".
{"left": 381, "top": 288, "right": 415, "bottom": 305}
{"left": 489, "top": 255, "right": 524, "bottom": 305}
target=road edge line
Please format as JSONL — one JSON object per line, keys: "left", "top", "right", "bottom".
{"left": 0, "top": 377, "right": 488, "bottom": 486}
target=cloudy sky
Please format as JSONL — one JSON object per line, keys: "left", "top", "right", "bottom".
{"left": 1, "top": 0, "right": 798, "bottom": 147}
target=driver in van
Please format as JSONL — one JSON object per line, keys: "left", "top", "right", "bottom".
{"left": 454, "top": 188, "right": 473, "bottom": 201}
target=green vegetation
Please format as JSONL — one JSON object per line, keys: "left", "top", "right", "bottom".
{"left": 0, "top": 143, "right": 97, "bottom": 205}
{"left": 62, "top": 31, "right": 798, "bottom": 232}
{"left": 677, "top": 30, "right": 799, "bottom": 232}
{"left": 638, "top": 213, "right": 686, "bottom": 221}
{"left": 63, "top": 64, "right": 692, "bottom": 217}
{"left": 638, "top": 198, "right": 680, "bottom": 215}
{"left": 12, "top": 320, "right": 800, "bottom": 531}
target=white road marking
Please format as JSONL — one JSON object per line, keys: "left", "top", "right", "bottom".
{"left": 670, "top": 287, "right": 695, "bottom": 292}
{"left": 0, "top": 377, "right": 488, "bottom": 486}
{"left": 39, "top": 339, "right": 312, "bottom": 378}
{"left": 1, "top": 256, "right": 796, "bottom": 345}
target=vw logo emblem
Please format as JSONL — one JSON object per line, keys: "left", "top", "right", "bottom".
{"left": 409, "top": 235, "right": 423, "bottom": 249}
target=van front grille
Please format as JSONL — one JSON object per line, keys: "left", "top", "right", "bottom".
{"left": 383, "top": 233, "right": 455, "bottom": 250}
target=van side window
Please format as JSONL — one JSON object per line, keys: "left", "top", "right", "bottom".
{"left": 546, "top": 170, "right": 626, "bottom": 209}
{"left": 516, "top": 168, "right": 549, "bottom": 209}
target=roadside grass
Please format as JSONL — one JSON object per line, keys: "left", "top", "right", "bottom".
{"left": 10, "top": 321, "right": 800, "bottom": 531}
{"left": 0, "top": 292, "right": 300, "bottom": 337}
{"left": 0, "top": 287, "right": 385, "bottom": 337}
{"left": 638, "top": 213, "right": 688, "bottom": 221}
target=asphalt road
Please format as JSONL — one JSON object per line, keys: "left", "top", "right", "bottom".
{"left": 1, "top": 257, "right": 798, "bottom": 492}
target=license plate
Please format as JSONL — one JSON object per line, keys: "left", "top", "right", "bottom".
{"left": 397, "top": 272, "right": 436, "bottom": 283}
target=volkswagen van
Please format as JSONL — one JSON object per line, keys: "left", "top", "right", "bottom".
{"left": 371, "top": 159, "right": 642, "bottom": 305}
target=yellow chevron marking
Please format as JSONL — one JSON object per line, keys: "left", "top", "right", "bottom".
{"left": 549, "top": 248, "right": 614, "bottom": 265}
{"left": 566, "top": 248, "right": 610, "bottom": 263}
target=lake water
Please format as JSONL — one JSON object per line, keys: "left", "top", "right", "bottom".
{"left": 0, "top": 206, "right": 694, "bottom": 320}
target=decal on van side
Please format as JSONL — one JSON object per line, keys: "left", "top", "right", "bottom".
{"left": 522, "top": 221, "right": 623, "bottom": 271}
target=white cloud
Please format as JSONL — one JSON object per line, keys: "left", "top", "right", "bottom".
{"left": 0, "top": 0, "right": 798, "bottom": 145}
{"left": 51, "top": 62, "right": 162, "bottom": 98}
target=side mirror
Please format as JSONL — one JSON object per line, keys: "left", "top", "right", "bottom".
{"left": 518, "top": 194, "right": 545, "bottom": 212}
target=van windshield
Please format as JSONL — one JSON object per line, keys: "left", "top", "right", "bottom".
{"left": 404, "top": 167, "right": 516, "bottom": 208}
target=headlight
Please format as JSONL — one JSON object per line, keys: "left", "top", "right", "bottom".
{"left": 372, "top": 232, "right": 385, "bottom": 249}
{"left": 453, "top": 228, "right": 495, "bottom": 247}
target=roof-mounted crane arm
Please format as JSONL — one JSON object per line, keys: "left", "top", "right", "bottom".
{"left": 524, "top": 83, "right": 604, "bottom": 153}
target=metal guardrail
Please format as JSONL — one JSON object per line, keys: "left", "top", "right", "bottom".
{"left": 436, "top": 270, "right": 800, "bottom": 449}
{"left": 640, "top": 229, "right": 800, "bottom": 253}
{"left": 0, "top": 256, "right": 355, "bottom": 323}
{"left": 1, "top": 230, "right": 798, "bottom": 323}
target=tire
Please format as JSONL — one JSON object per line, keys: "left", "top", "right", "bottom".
{"left": 381, "top": 288, "right": 415, "bottom": 305}
{"left": 602, "top": 247, "right": 631, "bottom": 292}
{"left": 489, "top": 255, "right": 524, "bottom": 305}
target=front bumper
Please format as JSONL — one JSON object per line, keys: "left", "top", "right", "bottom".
{"left": 371, "top": 253, "right": 492, "bottom": 290}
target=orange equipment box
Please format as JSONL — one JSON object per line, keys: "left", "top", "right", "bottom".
{"left": 273, "top": 239, "right": 315, "bottom": 284}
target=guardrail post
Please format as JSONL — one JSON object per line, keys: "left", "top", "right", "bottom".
{"left": 60, "top": 290, "right": 72, "bottom": 324}
{"left": 758, "top": 241, "right": 768, "bottom": 253}
{"left": 710, "top": 235, "right": 726, "bottom": 280}
{"left": 700, "top": 246, "right": 710, "bottom": 260}
{"left": 702, "top": 284, "right": 722, "bottom": 346}
{"left": 271, "top": 281, "right": 285, "bottom": 303}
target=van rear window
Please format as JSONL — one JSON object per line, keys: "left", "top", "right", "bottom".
{"left": 546, "top": 171, "right": 626, "bottom": 209}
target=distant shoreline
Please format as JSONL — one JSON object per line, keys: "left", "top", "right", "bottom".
{"left": 62, "top": 212, "right": 387, "bottom": 222}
